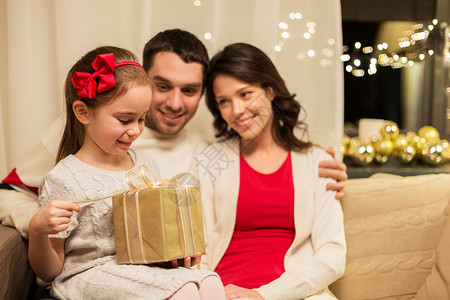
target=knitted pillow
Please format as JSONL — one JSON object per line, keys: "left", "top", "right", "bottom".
{"left": 415, "top": 210, "right": 450, "bottom": 299}
{"left": 330, "top": 173, "right": 450, "bottom": 300}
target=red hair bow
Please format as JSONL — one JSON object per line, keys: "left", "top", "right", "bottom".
{"left": 71, "top": 53, "right": 117, "bottom": 99}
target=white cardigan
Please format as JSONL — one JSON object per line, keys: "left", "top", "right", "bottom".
{"left": 198, "top": 139, "right": 346, "bottom": 300}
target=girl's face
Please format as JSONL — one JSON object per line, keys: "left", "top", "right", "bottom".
{"left": 213, "top": 74, "right": 274, "bottom": 141}
{"left": 84, "top": 85, "right": 152, "bottom": 156}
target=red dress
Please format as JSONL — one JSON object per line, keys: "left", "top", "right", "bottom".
{"left": 215, "top": 153, "right": 295, "bottom": 288}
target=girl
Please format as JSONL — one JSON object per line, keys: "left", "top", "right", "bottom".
{"left": 200, "top": 43, "right": 346, "bottom": 299}
{"left": 28, "top": 46, "right": 224, "bottom": 300}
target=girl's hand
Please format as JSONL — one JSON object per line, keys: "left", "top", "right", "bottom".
{"left": 30, "top": 200, "right": 81, "bottom": 235}
{"left": 168, "top": 252, "right": 202, "bottom": 268}
{"left": 224, "top": 284, "right": 264, "bottom": 300}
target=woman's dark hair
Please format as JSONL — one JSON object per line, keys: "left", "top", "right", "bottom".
{"left": 56, "top": 46, "right": 150, "bottom": 163}
{"left": 205, "top": 42, "right": 312, "bottom": 151}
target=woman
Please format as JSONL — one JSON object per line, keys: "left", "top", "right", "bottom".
{"left": 199, "top": 43, "right": 346, "bottom": 300}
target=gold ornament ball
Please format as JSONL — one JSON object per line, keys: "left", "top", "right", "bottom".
{"left": 395, "top": 146, "right": 416, "bottom": 164}
{"left": 421, "top": 141, "right": 445, "bottom": 166}
{"left": 373, "top": 138, "right": 394, "bottom": 156}
{"left": 406, "top": 131, "right": 421, "bottom": 150}
{"left": 418, "top": 126, "right": 440, "bottom": 142}
{"left": 379, "top": 121, "right": 399, "bottom": 140}
{"left": 393, "top": 134, "right": 408, "bottom": 156}
{"left": 369, "top": 134, "right": 379, "bottom": 144}
{"left": 349, "top": 139, "right": 375, "bottom": 166}
{"left": 374, "top": 153, "right": 390, "bottom": 164}
{"left": 341, "top": 134, "right": 352, "bottom": 157}
{"left": 441, "top": 139, "right": 450, "bottom": 162}
{"left": 349, "top": 137, "right": 360, "bottom": 151}
{"left": 415, "top": 138, "right": 429, "bottom": 158}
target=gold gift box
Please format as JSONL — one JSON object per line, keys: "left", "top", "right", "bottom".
{"left": 112, "top": 169, "right": 206, "bottom": 264}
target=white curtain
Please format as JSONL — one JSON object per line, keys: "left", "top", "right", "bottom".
{"left": 0, "top": 0, "right": 343, "bottom": 178}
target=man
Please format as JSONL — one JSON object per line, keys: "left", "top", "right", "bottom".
{"left": 0, "top": 28, "right": 347, "bottom": 239}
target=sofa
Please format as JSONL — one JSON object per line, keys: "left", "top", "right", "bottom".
{"left": 1, "top": 173, "right": 450, "bottom": 300}
{"left": 330, "top": 172, "right": 450, "bottom": 299}
{"left": 0, "top": 224, "right": 36, "bottom": 299}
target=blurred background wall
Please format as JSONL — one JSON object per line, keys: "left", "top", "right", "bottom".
{"left": 0, "top": 0, "right": 344, "bottom": 178}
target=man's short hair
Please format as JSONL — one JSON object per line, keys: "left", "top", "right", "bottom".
{"left": 143, "top": 29, "right": 209, "bottom": 89}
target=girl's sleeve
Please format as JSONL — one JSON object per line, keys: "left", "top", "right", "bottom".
{"left": 38, "top": 173, "right": 80, "bottom": 239}
{"left": 255, "top": 150, "right": 346, "bottom": 300}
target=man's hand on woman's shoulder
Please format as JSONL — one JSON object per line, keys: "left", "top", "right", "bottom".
{"left": 318, "top": 146, "right": 348, "bottom": 200}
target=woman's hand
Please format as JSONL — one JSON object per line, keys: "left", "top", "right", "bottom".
{"left": 30, "top": 200, "right": 81, "bottom": 235}
{"left": 318, "top": 146, "right": 348, "bottom": 199}
{"left": 224, "top": 284, "right": 264, "bottom": 300}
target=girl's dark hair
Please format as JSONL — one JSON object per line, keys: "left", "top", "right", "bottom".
{"left": 205, "top": 42, "right": 312, "bottom": 152}
{"left": 56, "top": 46, "right": 150, "bottom": 163}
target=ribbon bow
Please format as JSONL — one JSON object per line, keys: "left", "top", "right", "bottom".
{"left": 126, "top": 165, "right": 200, "bottom": 191}
{"left": 74, "top": 164, "right": 200, "bottom": 206}
{"left": 71, "top": 53, "right": 116, "bottom": 99}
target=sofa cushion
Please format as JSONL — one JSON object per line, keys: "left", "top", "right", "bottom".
{"left": 330, "top": 173, "right": 450, "bottom": 300}
{"left": 415, "top": 209, "right": 450, "bottom": 299}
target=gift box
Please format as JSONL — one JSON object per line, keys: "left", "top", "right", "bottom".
{"left": 112, "top": 166, "right": 206, "bottom": 264}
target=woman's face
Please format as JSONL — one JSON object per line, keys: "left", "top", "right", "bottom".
{"left": 213, "top": 74, "right": 274, "bottom": 141}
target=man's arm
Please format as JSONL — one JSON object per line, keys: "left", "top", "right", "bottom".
{"left": 0, "top": 117, "right": 63, "bottom": 238}
{"left": 0, "top": 187, "right": 39, "bottom": 239}
{"left": 318, "top": 147, "right": 348, "bottom": 199}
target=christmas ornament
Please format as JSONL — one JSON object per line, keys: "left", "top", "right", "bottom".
{"left": 374, "top": 153, "right": 390, "bottom": 164}
{"left": 418, "top": 126, "right": 440, "bottom": 142}
{"left": 373, "top": 137, "right": 394, "bottom": 156}
{"left": 396, "top": 146, "right": 416, "bottom": 164}
{"left": 441, "top": 139, "right": 450, "bottom": 162}
{"left": 379, "top": 121, "right": 399, "bottom": 140}
{"left": 348, "top": 139, "right": 375, "bottom": 166}
{"left": 406, "top": 131, "right": 421, "bottom": 151}
{"left": 421, "top": 141, "right": 445, "bottom": 165}
{"left": 393, "top": 134, "right": 408, "bottom": 157}
{"left": 341, "top": 134, "right": 351, "bottom": 157}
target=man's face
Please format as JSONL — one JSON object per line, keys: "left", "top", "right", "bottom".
{"left": 146, "top": 51, "right": 204, "bottom": 135}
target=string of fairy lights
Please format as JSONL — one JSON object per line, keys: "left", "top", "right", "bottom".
{"left": 342, "top": 19, "right": 450, "bottom": 77}
{"left": 191, "top": 0, "right": 450, "bottom": 79}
